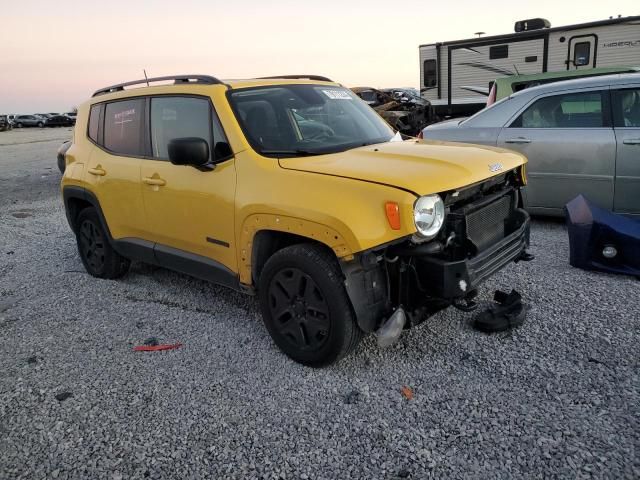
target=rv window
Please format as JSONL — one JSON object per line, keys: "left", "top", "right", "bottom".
{"left": 490, "top": 45, "right": 509, "bottom": 60}
{"left": 423, "top": 60, "right": 437, "bottom": 88}
{"left": 573, "top": 42, "right": 591, "bottom": 66}
{"left": 511, "top": 91, "right": 605, "bottom": 128}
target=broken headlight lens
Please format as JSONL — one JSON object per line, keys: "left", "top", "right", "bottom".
{"left": 413, "top": 194, "right": 445, "bottom": 240}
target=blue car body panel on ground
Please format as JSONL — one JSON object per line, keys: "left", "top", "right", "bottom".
{"left": 565, "top": 195, "right": 640, "bottom": 277}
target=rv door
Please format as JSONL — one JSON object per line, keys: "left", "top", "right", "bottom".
{"left": 567, "top": 35, "right": 596, "bottom": 69}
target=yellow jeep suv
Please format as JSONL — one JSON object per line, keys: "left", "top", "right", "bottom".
{"left": 61, "top": 74, "right": 531, "bottom": 366}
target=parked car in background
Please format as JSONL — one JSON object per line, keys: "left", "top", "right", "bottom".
{"left": 487, "top": 66, "right": 640, "bottom": 106}
{"left": 351, "top": 86, "right": 434, "bottom": 135}
{"left": 46, "top": 115, "right": 75, "bottom": 127}
{"left": 421, "top": 73, "right": 640, "bottom": 216}
{"left": 0, "top": 115, "right": 11, "bottom": 131}
{"left": 13, "top": 115, "right": 46, "bottom": 128}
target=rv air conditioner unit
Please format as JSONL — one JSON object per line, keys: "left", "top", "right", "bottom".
{"left": 514, "top": 18, "right": 551, "bottom": 32}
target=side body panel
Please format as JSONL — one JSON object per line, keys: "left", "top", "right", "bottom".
{"left": 140, "top": 158, "right": 238, "bottom": 272}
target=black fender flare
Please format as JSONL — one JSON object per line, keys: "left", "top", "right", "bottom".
{"left": 62, "top": 186, "right": 113, "bottom": 241}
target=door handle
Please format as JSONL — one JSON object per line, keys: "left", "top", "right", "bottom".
{"left": 504, "top": 138, "right": 531, "bottom": 144}
{"left": 622, "top": 138, "right": 640, "bottom": 145}
{"left": 143, "top": 176, "right": 166, "bottom": 186}
{"left": 88, "top": 166, "right": 106, "bottom": 176}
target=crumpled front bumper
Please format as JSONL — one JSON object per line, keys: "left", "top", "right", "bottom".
{"left": 414, "top": 209, "right": 530, "bottom": 299}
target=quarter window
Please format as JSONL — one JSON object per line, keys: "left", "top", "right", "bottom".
{"left": 88, "top": 104, "right": 101, "bottom": 143}
{"left": 423, "top": 60, "right": 437, "bottom": 88}
{"left": 612, "top": 88, "right": 640, "bottom": 127}
{"left": 104, "top": 99, "right": 145, "bottom": 155}
{"left": 490, "top": 45, "right": 509, "bottom": 60}
{"left": 511, "top": 92, "right": 605, "bottom": 128}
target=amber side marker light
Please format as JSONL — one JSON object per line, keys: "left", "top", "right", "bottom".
{"left": 385, "top": 202, "right": 401, "bottom": 230}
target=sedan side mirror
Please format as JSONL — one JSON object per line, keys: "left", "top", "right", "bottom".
{"left": 168, "top": 137, "right": 210, "bottom": 167}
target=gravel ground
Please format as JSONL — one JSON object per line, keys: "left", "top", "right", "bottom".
{"left": 0, "top": 129, "right": 638, "bottom": 479}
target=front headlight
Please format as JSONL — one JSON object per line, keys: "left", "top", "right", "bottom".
{"left": 413, "top": 194, "right": 445, "bottom": 240}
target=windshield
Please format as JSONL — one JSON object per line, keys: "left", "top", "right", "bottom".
{"left": 229, "top": 85, "right": 394, "bottom": 156}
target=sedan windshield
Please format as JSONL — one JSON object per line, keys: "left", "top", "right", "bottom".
{"left": 229, "top": 85, "right": 394, "bottom": 156}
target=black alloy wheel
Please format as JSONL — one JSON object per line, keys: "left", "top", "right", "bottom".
{"left": 74, "top": 207, "right": 130, "bottom": 279}
{"left": 258, "top": 244, "right": 363, "bottom": 367}
{"left": 78, "top": 218, "right": 106, "bottom": 274}
{"left": 267, "top": 267, "right": 331, "bottom": 352}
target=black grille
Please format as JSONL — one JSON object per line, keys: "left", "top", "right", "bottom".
{"left": 466, "top": 195, "right": 511, "bottom": 251}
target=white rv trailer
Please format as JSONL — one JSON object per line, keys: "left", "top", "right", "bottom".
{"left": 419, "top": 16, "right": 640, "bottom": 117}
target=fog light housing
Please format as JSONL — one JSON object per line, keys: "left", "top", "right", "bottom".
{"left": 602, "top": 245, "right": 617, "bottom": 259}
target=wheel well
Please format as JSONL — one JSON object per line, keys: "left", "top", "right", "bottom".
{"left": 251, "top": 230, "right": 334, "bottom": 285}
{"left": 66, "top": 197, "right": 93, "bottom": 232}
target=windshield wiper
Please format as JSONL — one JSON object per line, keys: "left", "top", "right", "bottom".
{"left": 261, "top": 149, "right": 321, "bottom": 157}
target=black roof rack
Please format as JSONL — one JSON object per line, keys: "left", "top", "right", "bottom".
{"left": 92, "top": 75, "right": 224, "bottom": 97}
{"left": 257, "top": 75, "right": 334, "bottom": 82}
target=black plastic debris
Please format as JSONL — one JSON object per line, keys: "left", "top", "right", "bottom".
{"left": 565, "top": 195, "right": 640, "bottom": 277}
{"left": 55, "top": 391, "right": 73, "bottom": 402}
{"left": 472, "top": 289, "right": 526, "bottom": 333}
{"left": 343, "top": 390, "right": 360, "bottom": 405}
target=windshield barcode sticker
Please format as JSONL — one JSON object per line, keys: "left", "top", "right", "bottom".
{"left": 321, "top": 89, "right": 352, "bottom": 100}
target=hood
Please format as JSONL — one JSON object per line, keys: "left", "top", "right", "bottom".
{"left": 278, "top": 140, "right": 526, "bottom": 196}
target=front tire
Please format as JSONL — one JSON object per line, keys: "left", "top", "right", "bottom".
{"left": 258, "top": 244, "right": 362, "bottom": 367}
{"left": 16, "top": 122, "right": 22, "bottom": 128}
{"left": 75, "top": 207, "right": 130, "bottom": 279}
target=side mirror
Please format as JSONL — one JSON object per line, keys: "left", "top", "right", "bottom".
{"left": 168, "top": 137, "right": 210, "bottom": 167}
{"left": 213, "top": 141, "right": 233, "bottom": 160}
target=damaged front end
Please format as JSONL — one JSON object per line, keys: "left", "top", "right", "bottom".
{"left": 351, "top": 87, "right": 436, "bottom": 136}
{"left": 342, "top": 169, "right": 532, "bottom": 336}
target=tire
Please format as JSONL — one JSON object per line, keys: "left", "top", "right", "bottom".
{"left": 75, "top": 207, "right": 130, "bottom": 279}
{"left": 258, "top": 244, "right": 363, "bottom": 367}
{"left": 16, "top": 122, "right": 22, "bottom": 128}
{"left": 37, "top": 122, "right": 44, "bottom": 128}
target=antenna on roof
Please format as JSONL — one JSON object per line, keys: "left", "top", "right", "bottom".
{"left": 474, "top": 31, "right": 485, "bottom": 38}
{"left": 143, "top": 69, "right": 150, "bottom": 87}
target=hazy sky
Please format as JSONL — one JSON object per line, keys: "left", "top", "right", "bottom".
{"left": 1, "top": 0, "right": 638, "bottom": 112}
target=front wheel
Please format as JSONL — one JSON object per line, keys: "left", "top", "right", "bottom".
{"left": 75, "top": 207, "right": 130, "bottom": 279}
{"left": 16, "top": 122, "right": 23, "bottom": 128}
{"left": 258, "top": 244, "right": 362, "bottom": 367}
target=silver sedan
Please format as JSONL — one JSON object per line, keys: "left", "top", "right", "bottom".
{"left": 421, "top": 73, "right": 640, "bottom": 216}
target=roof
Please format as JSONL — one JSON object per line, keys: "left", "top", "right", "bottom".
{"left": 419, "top": 15, "right": 640, "bottom": 48}
{"left": 90, "top": 74, "right": 339, "bottom": 100}
{"left": 511, "top": 72, "right": 640, "bottom": 98}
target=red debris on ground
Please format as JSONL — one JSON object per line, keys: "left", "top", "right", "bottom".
{"left": 133, "top": 343, "right": 183, "bottom": 352}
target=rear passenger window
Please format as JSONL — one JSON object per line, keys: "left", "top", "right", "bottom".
{"left": 511, "top": 92, "right": 605, "bottom": 128}
{"left": 88, "top": 104, "right": 101, "bottom": 143}
{"left": 150, "top": 96, "right": 230, "bottom": 161}
{"left": 104, "top": 99, "right": 145, "bottom": 155}
{"left": 612, "top": 88, "right": 640, "bottom": 127}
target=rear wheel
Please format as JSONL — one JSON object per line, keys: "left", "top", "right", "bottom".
{"left": 258, "top": 244, "right": 362, "bottom": 367}
{"left": 37, "top": 122, "right": 44, "bottom": 128}
{"left": 75, "top": 207, "right": 130, "bottom": 279}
